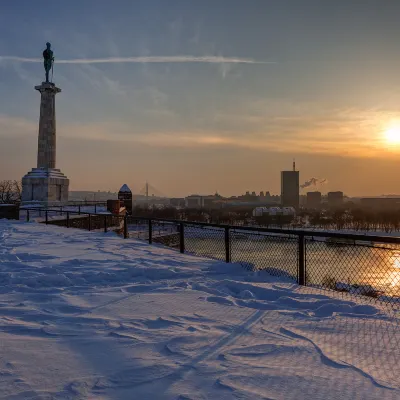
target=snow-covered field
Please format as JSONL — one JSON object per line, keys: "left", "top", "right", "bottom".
{"left": 0, "top": 220, "right": 400, "bottom": 399}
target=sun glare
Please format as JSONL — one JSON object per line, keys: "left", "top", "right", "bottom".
{"left": 384, "top": 124, "right": 400, "bottom": 145}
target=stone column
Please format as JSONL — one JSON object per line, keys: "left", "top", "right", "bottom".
{"left": 21, "top": 81, "right": 69, "bottom": 205}
{"left": 35, "top": 82, "right": 61, "bottom": 169}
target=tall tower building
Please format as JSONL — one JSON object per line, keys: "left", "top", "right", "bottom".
{"left": 281, "top": 161, "right": 300, "bottom": 208}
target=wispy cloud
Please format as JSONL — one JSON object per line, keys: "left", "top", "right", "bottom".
{"left": 0, "top": 55, "right": 274, "bottom": 65}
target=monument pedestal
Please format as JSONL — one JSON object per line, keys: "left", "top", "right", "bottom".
{"left": 21, "top": 168, "right": 69, "bottom": 206}
{"left": 21, "top": 81, "right": 69, "bottom": 205}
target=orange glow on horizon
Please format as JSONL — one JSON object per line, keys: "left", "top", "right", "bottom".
{"left": 383, "top": 122, "right": 400, "bottom": 146}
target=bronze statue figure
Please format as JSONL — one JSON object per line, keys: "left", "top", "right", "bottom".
{"left": 42, "top": 42, "right": 54, "bottom": 83}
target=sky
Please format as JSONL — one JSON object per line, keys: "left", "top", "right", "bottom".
{"left": 2, "top": 0, "right": 400, "bottom": 197}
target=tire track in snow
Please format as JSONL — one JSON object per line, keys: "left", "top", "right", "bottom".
{"left": 150, "top": 309, "right": 266, "bottom": 394}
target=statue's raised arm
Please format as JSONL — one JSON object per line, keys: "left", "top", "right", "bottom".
{"left": 42, "top": 42, "right": 54, "bottom": 83}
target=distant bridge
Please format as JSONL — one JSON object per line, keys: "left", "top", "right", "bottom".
{"left": 137, "top": 182, "right": 168, "bottom": 199}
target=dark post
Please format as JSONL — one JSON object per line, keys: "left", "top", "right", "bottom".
{"left": 179, "top": 222, "right": 185, "bottom": 253}
{"left": 124, "top": 216, "right": 128, "bottom": 239}
{"left": 27, "top": 210, "right": 30, "bottom": 222}
{"left": 104, "top": 215, "right": 108, "bottom": 233}
{"left": 298, "top": 234, "right": 306, "bottom": 285}
{"left": 45, "top": 210, "right": 48, "bottom": 224}
{"left": 225, "top": 227, "right": 231, "bottom": 263}
{"left": 78, "top": 205, "right": 81, "bottom": 215}
{"left": 94, "top": 204, "right": 97, "bottom": 213}
{"left": 149, "top": 219, "right": 153, "bottom": 244}
{"left": 88, "top": 214, "right": 91, "bottom": 231}
{"left": 66, "top": 211, "right": 70, "bottom": 228}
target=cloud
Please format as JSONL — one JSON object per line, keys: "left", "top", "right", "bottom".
{"left": 51, "top": 119, "right": 388, "bottom": 158}
{"left": 1, "top": 98, "right": 398, "bottom": 160}
{"left": 0, "top": 55, "right": 274, "bottom": 65}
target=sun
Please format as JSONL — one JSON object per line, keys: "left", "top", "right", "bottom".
{"left": 384, "top": 124, "right": 400, "bottom": 145}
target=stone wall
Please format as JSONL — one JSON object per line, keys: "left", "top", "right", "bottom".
{"left": 0, "top": 205, "right": 19, "bottom": 220}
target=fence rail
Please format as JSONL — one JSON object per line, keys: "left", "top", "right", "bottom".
{"left": 20, "top": 208, "right": 400, "bottom": 307}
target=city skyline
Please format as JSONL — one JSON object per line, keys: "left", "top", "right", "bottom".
{"left": 2, "top": 1, "right": 400, "bottom": 197}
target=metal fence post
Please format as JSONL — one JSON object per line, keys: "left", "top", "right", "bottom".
{"left": 104, "top": 215, "right": 108, "bottom": 233}
{"left": 225, "top": 227, "right": 231, "bottom": 263}
{"left": 95, "top": 204, "right": 97, "bottom": 213}
{"left": 88, "top": 214, "right": 91, "bottom": 231}
{"left": 179, "top": 222, "right": 185, "bottom": 253}
{"left": 27, "top": 210, "right": 30, "bottom": 222}
{"left": 45, "top": 210, "right": 48, "bottom": 224}
{"left": 124, "top": 216, "right": 128, "bottom": 239}
{"left": 149, "top": 219, "right": 153, "bottom": 244}
{"left": 66, "top": 211, "right": 70, "bottom": 228}
{"left": 78, "top": 205, "right": 81, "bottom": 215}
{"left": 298, "top": 233, "right": 306, "bottom": 286}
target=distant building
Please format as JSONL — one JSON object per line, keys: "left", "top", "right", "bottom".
{"left": 281, "top": 163, "right": 299, "bottom": 208}
{"left": 118, "top": 184, "right": 132, "bottom": 214}
{"left": 253, "top": 206, "right": 296, "bottom": 217}
{"left": 360, "top": 197, "right": 400, "bottom": 210}
{"left": 185, "top": 194, "right": 219, "bottom": 208}
{"left": 307, "top": 191, "right": 322, "bottom": 209}
{"left": 238, "top": 191, "right": 259, "bottom": 202}
{"left": 327, "top": 191, "right": 344, "bottom": 208}
{"left": 169, "top": 198, "right": 185, "bottom": 208}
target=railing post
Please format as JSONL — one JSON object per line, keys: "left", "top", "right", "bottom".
{"left": 179, "top": 222, "right": 185, "bottom": 253}
{"left": 45, "top": 210, "right": 48, "bottom": 224}
{"left": 27, "top": 210, "right": 30, "bottom": 222}
{"left": 104, "top": 215, "right": 108, "bottom": 233}
{"left": 149, "top": 219, "right": 153, "bottom": 244}
{"left": 95, "top": 204, "right": 97, "bottom": 213}
{"left": 78, "top": 205, "right": 81, "bottom": 215}
{"left": 88, "top": 214, "right": 91, "bottom": 231}
{"left": 298, "top": 233, "right": 306, "bottom": 286}
{"left": 124, "top": 216, "right": 128, "bottom": 239}
{"left": 225, "top": 227, "right": 231, "bottom": 263}
{"left": 66, "top": 211, "right": 70, "bottom": 228}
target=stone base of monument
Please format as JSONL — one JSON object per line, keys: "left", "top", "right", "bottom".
{"left": 21, "top": 168, "right": 69, "bottom": 206}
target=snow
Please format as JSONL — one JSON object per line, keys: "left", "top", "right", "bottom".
{"left": 0, "top": 219, "right": 400, "bottom": 399}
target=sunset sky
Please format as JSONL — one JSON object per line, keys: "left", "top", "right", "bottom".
{"left": 2, "top": 0, "right": 400, "bottom": 197}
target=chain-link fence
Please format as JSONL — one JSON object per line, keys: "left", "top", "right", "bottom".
{"left": 305, "top": 238, "right": 400, "bottom": 306}
{"left": 20, "top": 209, "right": 400, "bottom": 307}
{"left": 21, "top": 208, "right": 124, "bottom": 233}
{"left": 125, "top": 219, "right": 400, "bottom": 308}
{"left": 231, "top": 230, "right": 298, "bottom": 279}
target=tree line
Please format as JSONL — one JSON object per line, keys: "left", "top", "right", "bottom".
{"left": 131, "top": 205, "right": 400, "bottom": 232}
{"left": 0, "top": 180, "right": 21, "bottom": 204}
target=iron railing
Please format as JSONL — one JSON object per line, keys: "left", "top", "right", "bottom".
{"left": 20, "top": 208, "right": 400, "bottom": 306}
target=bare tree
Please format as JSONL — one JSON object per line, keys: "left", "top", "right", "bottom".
{"left": 0, "top": 180, "right": 22, "bottom": 204}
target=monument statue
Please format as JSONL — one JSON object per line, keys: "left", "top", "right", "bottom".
{"left": 42, "top": 42, "right": 54, "bottom": 83}
{"left": 21, "top": 42, "right": 69, "bottom": 205}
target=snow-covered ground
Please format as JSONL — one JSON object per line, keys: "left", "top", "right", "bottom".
{"left": 0, "top": 220, "right": 400, "bottom": 399}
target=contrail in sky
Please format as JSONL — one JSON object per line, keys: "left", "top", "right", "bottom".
{"left": 0, "top": 55, "right": 275, "bottom": 65}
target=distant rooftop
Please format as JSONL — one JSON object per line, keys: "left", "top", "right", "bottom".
{"left": 119, "top": 184, "right": 132, "bottom": 193}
